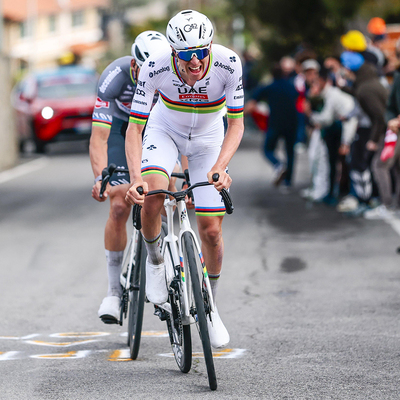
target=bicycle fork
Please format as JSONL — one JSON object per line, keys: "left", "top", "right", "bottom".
{"left": 175, "top": 200, "right": 215, "bottom": 324}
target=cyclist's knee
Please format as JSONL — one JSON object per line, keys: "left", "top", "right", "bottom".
{"left": 142, "top": 194, "right": 165, "bottom": 217}
{"left": 198, "top": 219, "right": 222, "bottom": 246}
{"left": 109, "top": 197, "right": 130, "bottom": 222}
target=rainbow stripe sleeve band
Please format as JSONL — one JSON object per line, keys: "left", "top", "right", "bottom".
{"left": 226, "top": 105, "right": 244, "bottom": 119}
{"left": 129, "top": 111, "right": 150, "bottom": 125}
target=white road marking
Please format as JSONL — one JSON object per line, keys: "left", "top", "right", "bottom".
{"left": 0, "top": 334, "right": 40, "bottom": 340}
{"left": 49, "top": 332, "right": 110, "bottom": 338}
{"left": 21, "top": 334, "right": 41, "bottom": 340}
{"left": 0, "top": 157, "right": 48, "bottom": 185}
{"left": 0, "top": 351, "right": 21, "bottom": 360}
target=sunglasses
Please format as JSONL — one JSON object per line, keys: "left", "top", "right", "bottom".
{"left": 176, "top": 46, "right": 210, "bottom": 62}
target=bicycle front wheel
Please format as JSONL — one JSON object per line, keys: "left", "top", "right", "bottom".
{"left": 183, "top": 231, "right": 217, "bottom": 390}
{"left": 163, "top": 223, "right": 192, "bottom": 373}
{"left": 128, "top": 231, "right": 146, "bottom": 360}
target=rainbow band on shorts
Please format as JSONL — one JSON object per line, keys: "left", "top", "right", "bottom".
{"left": 195, "top": 206, "right": 226, "bottom": 217}
{"left": 141, "top": 165, "right": 169, "bottom": 180}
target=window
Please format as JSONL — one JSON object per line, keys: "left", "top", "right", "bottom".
{"left": 72, "top": 10, "right": 84, "bottom": 27}
{"left": 49, "top": 15, "right": 56, "bottom": 33}
{"left": 20, "top": 21, "right": 30, "bottom": 38}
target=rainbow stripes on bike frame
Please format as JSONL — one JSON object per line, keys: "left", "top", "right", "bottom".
{"left": 180, "top": 251, "right": 208, "bottom": 283}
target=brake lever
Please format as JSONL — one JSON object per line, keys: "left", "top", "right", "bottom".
{"left": 212, "top": 173, "right": 234, "bottom": 214}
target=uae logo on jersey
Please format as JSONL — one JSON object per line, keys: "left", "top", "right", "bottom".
{"left": 94, "top": 97, "right": 110, "bottom": 109}
{"left": 178, "top": 87, "right": 208, "bottom": 101}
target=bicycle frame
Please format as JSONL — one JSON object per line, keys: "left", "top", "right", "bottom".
{"left": 161, "top": 194, "right": 215, "bottom": 325}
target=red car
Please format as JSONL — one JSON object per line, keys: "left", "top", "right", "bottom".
{"left": 11, "top": 66, "right": 98, "bottom": 153}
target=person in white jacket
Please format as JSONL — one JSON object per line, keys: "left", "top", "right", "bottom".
{"left": 303, "top": 66, "right": 357, "bottom": 201}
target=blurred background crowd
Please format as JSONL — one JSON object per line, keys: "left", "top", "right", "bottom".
{"left": 2, "top": 0, "right": 400, "bottom": 221}
{"left": 244, "top": 17, "right": 400, "bottom": 221}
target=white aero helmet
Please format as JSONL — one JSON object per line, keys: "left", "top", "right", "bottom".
{"left": 131, "top": 31, "right": 169, "bottom": 67}
{"left": 166, "top": 10, "right": 214, "bottom": 50}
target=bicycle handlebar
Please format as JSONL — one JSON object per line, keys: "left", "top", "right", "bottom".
{"left": 99, "top": 164, "right": 234, "bottom": 230}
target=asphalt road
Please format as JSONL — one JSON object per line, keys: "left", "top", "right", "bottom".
{"left": 1, "top": 135, "right": 400, "bottom": 399}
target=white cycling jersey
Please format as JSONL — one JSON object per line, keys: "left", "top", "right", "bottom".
{"left": 129, "top": 44, "right": 244, "bottom": 216}
{"left": 129, "top": 44, "right": 244, "bottom": 138}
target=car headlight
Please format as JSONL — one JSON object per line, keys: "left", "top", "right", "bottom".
{"left": 41, "top": 106, "right": 54, "bottom": 120}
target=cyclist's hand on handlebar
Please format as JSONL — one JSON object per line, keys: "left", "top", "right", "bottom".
{"left": 125, "top": 181, "right": 148, "bottom": 206}
{"left": 207, "top": 170, "right": 232, "bottom": 191}
{"left": 92, "top": 181, "right": 110, "bottom": 202}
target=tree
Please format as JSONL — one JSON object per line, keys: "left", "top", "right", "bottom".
{"left": 229, "top": 0, "right": 368, "bottom": 63}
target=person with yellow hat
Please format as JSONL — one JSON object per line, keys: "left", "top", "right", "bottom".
{"left": 340, "top": 30, "right": 367, "bottom": 52}
{"left": 341, "top": 29, "right": 386, "bottom": 72}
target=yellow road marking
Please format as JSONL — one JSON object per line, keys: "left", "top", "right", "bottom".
{"left": 31, "top": 350, "right": 91, "bottom": 359}
{"left": 159, "top": 348, "right": 247, "bottom": 359}
{"left": 25, "top": 339, "right": 96, "bottom": 347}
{"left": 108, "top": 349, "right": 132, "bottom": 362}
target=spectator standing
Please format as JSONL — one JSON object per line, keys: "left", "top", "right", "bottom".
{"left": 245, "top": 64, "right": 299, "bottom": 190}
{"left": 301, "top": 59, "right": 331, "bottom": 201}
{"left": 340, "top": 52, "right": 391, "bottom": 218}
{"left": 303, "top": 67, "right": 357, "bottom": 202}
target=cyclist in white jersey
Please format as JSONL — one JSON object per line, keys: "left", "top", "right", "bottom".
{"left": 125, "top": 10, "right": 244, "bottom": 348}
{"left": 89, "top": 31, "right": 170, "bottom": 324}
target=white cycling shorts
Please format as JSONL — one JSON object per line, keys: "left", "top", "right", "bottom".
{"left": 141, "top": 119, "right": 226, "bottom": 216}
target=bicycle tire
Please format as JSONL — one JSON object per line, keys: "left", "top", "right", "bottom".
{"left": 183, "top": 231, "right": 217, "bottom": 390}
{"left": 128, "top": 232, "right": 146, "bottom": 360}
{"left": 162, "top": 223, "right": 192, "bottom": 373}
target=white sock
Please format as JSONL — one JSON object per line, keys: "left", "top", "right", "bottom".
{"left": 209, "top": 273, "right": 220, "bottom": 301}
{"left": 143, "top": 233, "right": 163, "bottom": 265}
{"left": 105, "top": 250, "right": 124, "bottom": 297}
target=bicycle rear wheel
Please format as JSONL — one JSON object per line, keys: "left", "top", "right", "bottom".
{"left": 128, "top": 231, "right": 146, "bottom": 360}
{"left": 183, "top": 231, "right": 217, "bottom": 390}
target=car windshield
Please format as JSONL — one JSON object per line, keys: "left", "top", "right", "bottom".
{"left": 37, "top": 72, "right": 97, "bottom": 99}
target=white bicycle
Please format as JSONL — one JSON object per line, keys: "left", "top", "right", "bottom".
{"left": 101, "top": 164, "right": 234, "bottom": 390}
{"left": 133, "top": 170, "right": 233, "bottom": 391}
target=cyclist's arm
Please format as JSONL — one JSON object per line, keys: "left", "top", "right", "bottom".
{"left": 89, "top": 92, "right": 115, "bottom": 201}
{"left": 125, "top": 122, "right": 147, "bottom": 205}
{"left": 208, "top": 116, "right": 244, "bottom": 190}
{"left": 125, "top": 59, "right": 157, "bottom": 204}
{"left": 208, "top": 49, "right": 244, "bottom": 190}
{"left": 89, "top": 124, "right": 110, "bottom": 179}
{"left": 89, "top": 124, "right": 111, "bottom": 202}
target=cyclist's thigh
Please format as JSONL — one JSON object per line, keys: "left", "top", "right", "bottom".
{"left": 141, "top": 123, "right": 179, "bottom": 185}
{"left": 107, "top": 117, "right": 130, "bottom": 185}
{"left": 187, "top": 137, "right": 226, "bottom": 218}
